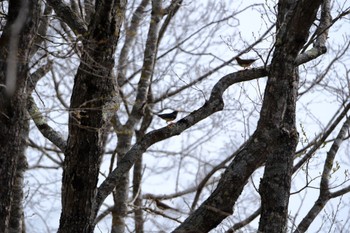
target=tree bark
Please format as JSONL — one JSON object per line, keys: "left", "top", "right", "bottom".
{"left": 258, "top": 1, "right": 322, "bottom": 232}
{"left": 133, "top": 103, "right": 153, "bottom": 233}
{"left": 57, "top": 1, "right": 125, "bottom": 232}
{"left": 0, "top": 1, "right": 39, "bottom": 232}
{"left": 132, "top": 155, "right": 144, "bottom": 233}
{"left": 111, "top": 133, "right": 132, "bottom": 233}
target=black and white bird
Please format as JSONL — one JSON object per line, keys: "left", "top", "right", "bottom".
{"left": 157, "top": 110, "right": 178, "bottom": 124}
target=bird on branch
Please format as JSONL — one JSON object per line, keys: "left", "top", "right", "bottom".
{"left": 154, "top": 199, "right": 178, "bottom": 211}
{"left": 157, "top": 110, "right": 178, "bottom": 124}
{"left": 235, "top": 56, "right": 258, "bottom": 69}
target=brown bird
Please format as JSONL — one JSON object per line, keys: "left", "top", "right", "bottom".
{"left": 157, "top": 110, "right": 178, "bottom": 124}
{"left": 155, "top": 199, "right": 177, "bottom": 211}
{"left": 235, "top": 56, "right": 258, "bottom": 69}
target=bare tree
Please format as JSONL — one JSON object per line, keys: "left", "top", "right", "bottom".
{"left": 1, "top": 0, "right": 350, "bottom": 233}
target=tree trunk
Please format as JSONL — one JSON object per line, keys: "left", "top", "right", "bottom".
{"left": 132, "top": 155, "right": 144, "bottom": 233}
{"left": 57, "top": 1, "right": 125, "bottom": 232}
{"left": 8, "top": 153, "right": 28, "bottom": 233}
{"left": 258, "top": 1, "right": 322, "bottom": 232}
{"left": 111, "top": 133, "right": 132, "bottom": 233}
{"left": 132, "top": 107, "right": 153, "bottom": 233}
{"left": 0, "top": 1, "right": 39, "bottom": 232}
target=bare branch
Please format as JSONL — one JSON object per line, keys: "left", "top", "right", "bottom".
{"left": 293, "top": 102, "right": 350, "bottom": 173}
{"left": 96, "top": 67, "right": 268, "bottom": 216}
{"left": 27, "top": 96, "right": 67, "bottom": 152}
{"left": 226, "top": 207, "right": 261, "bottom": 233}
{"left": 295, "top": 115, "right": 350, "bottom": 233}
{"left": 27, "top": 60, "right": 53, "bottom": 94}
{"left": 46, "top": 0, "right": 87, "bottom": 35}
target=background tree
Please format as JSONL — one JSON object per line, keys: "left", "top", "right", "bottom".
{"left": 1, "top": 0, "right": 350, "bottom": 233}
{"left": 0, "top": 1, "right": 40, "bottom": 232}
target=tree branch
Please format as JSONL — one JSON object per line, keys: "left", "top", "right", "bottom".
{"left": 46, "top": 0, "right": 87, "bottom": 35}
{"left": 225, "top": 207, "right": 261, "bottom": 233}
{"left": 294, "top": 115, "right": 350, "bottom": 233}
{"left": 293, "top": 102, "right": 350, "bottom": 173}
{"left": 124, "top": 0, "right": 164, "bottom": 128}
{"left": 95, "top": 67, "right": 268, "bottom": 216}
{"left": 27, "top": 60, "right": 52, "bottom": 94}
{"left": 27, "top": 96, "right": 67, "bottom": 152}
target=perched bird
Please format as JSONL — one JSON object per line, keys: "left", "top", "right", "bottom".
{"left": 235, "top": 56, "right": 258, "bottom": 69}
{"left": 157, "top": 110, "right": 178, "bottom": 124}
{"left": 155, "top": 199, "right": 177, "bottom": 211}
